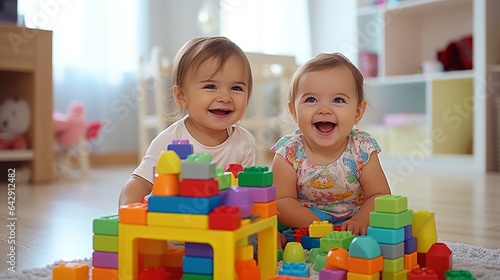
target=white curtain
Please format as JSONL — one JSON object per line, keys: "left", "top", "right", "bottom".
{"left": 219, "top": 0, "right": 312, "bottom": 64}
{"left": 18, "top": 0, "right": 143, "bottom": 152}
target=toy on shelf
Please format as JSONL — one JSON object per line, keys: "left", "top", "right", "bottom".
{"left": 0, "top": 97, "right": 30, "bottom": 150}
{"left": 87, "top": 139, "right": 277, "bottom": 280}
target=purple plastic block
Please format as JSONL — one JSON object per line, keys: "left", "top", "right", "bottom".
{"left": 92, "top": 251, "right": 118, "bottom": 269}
{"left": 404, "top": 236, "right": 417, "bottom": 254}
{"left": 220, "top": 186, "right": 254, "bottom": 218}
{"left": 185, "top": 242, "right": 213, "bottom": 258}
{"left": 404, "top": 224, "right": 413, "bottom": 240}
{"left": 172, "top": 139, "right": 190, "bottom": 144}
{"left": 242, "top": 185, "right": 276, "bottom": 203}
{"left": 319, "top": 268, "right": 347, "bottom": 280}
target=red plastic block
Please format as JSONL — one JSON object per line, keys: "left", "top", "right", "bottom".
{"left": 209, "top": 205, "right": 241, "bottom": 230}
{"left": 409, "top": 268, "right": 439, "bottom": 279}
{"left": 179, "top": 178, "right": 219, "bottom": 197}
{"left": 138, "top": 267, "right": 171, "bottom": 280}
{"left": 225, "top": 163, "right": 244, "bottom": 178}
{"left": 426, "top": 242, "right": 452, "bottom": 280}
{"left": 291, "top": 228, "right": 309, "bottom": 243}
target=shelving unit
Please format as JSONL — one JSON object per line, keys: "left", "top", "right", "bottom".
{"left": 355, "top": 0, "right": 500, "bottom": 172}
{"left": 0, "top": 23, "right": 53, "bottom": 183}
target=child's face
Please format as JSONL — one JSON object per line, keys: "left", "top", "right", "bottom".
{"left": 176, "top": 55, "right": 250, "bottom": 133}
{"left": 289, "top": 66, "right": 366, "bottom": 150}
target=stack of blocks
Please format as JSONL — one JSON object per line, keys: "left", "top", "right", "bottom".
{"left": 87, "top": 139, "right": 277, "bottom": 280}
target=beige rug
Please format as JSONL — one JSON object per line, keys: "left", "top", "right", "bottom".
{"left": 0, "top": 242, "right": 498, "bottom": 280}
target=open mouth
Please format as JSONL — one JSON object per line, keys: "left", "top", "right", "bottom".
{"left": 209, "top": 109, "right": 232, "bottom": 115}
{"left": 314, "top": 121, "right": 336, "bottom": 134}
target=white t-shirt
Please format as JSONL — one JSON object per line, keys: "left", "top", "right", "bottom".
{"left": 133, "top": 115, "right": 256, "bottom": 183}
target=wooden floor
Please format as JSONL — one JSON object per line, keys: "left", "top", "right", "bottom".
{"left": 0, "top": 165, "right": 499, "bottom": 273}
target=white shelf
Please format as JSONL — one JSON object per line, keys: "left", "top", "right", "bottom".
{"left": 365, "top": 70, "right": 474, "bottom": 85}
{"left": 0, "top": 150, "right": 34, "bottom": 161}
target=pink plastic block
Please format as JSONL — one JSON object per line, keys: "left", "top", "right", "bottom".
{"left": 242, "top": 185, "right": 276, "bottom": 202}
{"left": 92, "top": 251, "right": 118, "bottom": 269}
{"left": 319, "top": 268, "right": 347, "bottom": 280}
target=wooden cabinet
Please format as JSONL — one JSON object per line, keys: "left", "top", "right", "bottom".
{"left": 0, "top": 23, "right": 53, "bottom": 183}
{"left": 356, "top": 0, "right": 500, "bottom": 171}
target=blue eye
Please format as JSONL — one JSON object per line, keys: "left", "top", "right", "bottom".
{"left": 305, "top": 97, "right": 317, "bottom": 103}
{"left": 333, "top": 97, "right": 346, "bottom": 104}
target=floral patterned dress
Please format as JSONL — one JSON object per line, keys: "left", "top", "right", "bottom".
{"left": 271, "top": 128, "right": 381, "bottom": 222}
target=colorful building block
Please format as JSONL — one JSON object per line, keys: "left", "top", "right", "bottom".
{"left": 374, "top": 194, "right": 408, "bottom": 213}
{"left": 367, "top": 226, "right": 405, "bottom": 245}
{"left": 309, "top": 221, "right": 334, "bottom": 238}
{"left": 148, "top": 194, "right": 220, "bottom": 214}
{"left": 320, "top": 231, "right": 355, "bottom": 252}
{"left": 348, "top": 236, "right": 381, "bottom": 259}
{"left": 52, "top": 263, "right": 89, "bottom": 280}
{"left": 179, "top": 178, "right": 219, "bottom": 197}
{"left": 347, "top": 255, "right": 384, "bottom": 274}
{"left": 409, "top": 268, "right": 439, "bottom": 279}
{"left": 92, "top": 251, "right": 118, "bottom": 269}
{"left": 93, "top": 215, "right": 119, "bottom": 236}
{"left": 167, "top": 139, "right": 193, "bottom": 159}
{"left": 251, "top": 200, "right": 277, "bottom": 219}
{"left": 119, "top": 202, "right": 148, "bottom": 225}
{"left": 156, "top": 150, "right": 181, "bottom": 174}
{"left": 208, "top": 205, "right": 241, "bottom": 230}
{"left": 183, "top": 256, "right": 213, "bottom": 274}
{"left": 379, "top": 242, "right": 404, "bottom": 260}
{"left": 282, "top": 242, "right": 306, "bottom": 263}
{"left": 369, "top": 209, "right": 413, "bottom": 229}
{"left": 225, "top": 163, "right": 244, "bottom": 178}
{"left": 238, "top": 166, "right": 273, "bottom": 187}
{"left": 152, "top": 173, "right": 180, "bottom": 196}
{"left": 91, "top": 267, "right": 118, "bottom": 280}
{"left": 426, "top": 242, "right": 452, "bottom": 280}
{"left": 318, "top": 268, "right": 347, "bottom": 280}
{"left": 445, "top": 270, "right": 476, "bottom": 280}
{"left": 147, "top": 212, "right": 209, "bottom": 229}
{"left": 181, "top": 154, "right": 216, "bottom": 179}
{"left": 279, "top": 262, "right": 309, "bottom": 278}
{"left": 242, "top": 185, "right": 276, "bottom": 202}
{"left": 412, "top": 210, "right": 438, "bottom": 253}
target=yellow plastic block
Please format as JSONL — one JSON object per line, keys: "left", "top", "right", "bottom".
{"left": 412, "top": 210, "right": 438, "bottom": 253}
{"left": 152, "top": 174, "right": 179, "bottom": 196}
{"left": 93, "top": 234, "right": 118, "bottom": 253}
{"left": 162, "top": 247, "right": 185, "bottom": 267}
{"left": 231, "top": 172, "right": 238, "bottom": 186}
{"left": 156, "top": 150, "right": 181, "bottom": 174}
{"left": 53, "top": 263, "right": 89, "bottom": 280}
{"left": 119, "top": 202, "right": 148, "bottom": 225}
{"left": 119, "top": 216, "right": 277, "bottom": 280}
{"left": 251, "top": 200, "right": 277, "bottom": 219}
{"left": 91, "top": 267, "right": 118, "bottom": 280}
{"left": 347, "top": 271, "right": 379, "bottom": 280}
{"left": 309, "top": 221, "right": 334, "bottom": 238}
{"left": 381, "top": 269, "right": 409, "bottom": 280}
{"left": 147, "top": 212, "right": 208, "bottom": 229}
{"left": 236, "top": 244, "right": 254, "bottom": 261}
{"left": 138, "top": 238, "right": 168, "bottom": 255}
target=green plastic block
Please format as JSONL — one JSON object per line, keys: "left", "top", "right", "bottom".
{"left": 216, "top": 172, "right": 231, "bottom": 190}
{"left": 93, "top": 215, "right": 119, "bottom": 236}
{"left": 93, "top": 234, "right": 118, "bottom": 253}
{"left": 348, "top": 236, "right": 381, "bottom": 259}
{"left": 182, "top": 273, "right": 214, "bottom": 280}
{"left": 374, "top": 195, "right": 408, "bottom": 213}
{"left": 238, "top": 166, "right": 273, "bottom": 187}
{"left": 445, "top": 270, "right": 476, "bottom": 280}
{"left": 312, "top": 252, "right": 327, "bottom": 272}
{"left": 383, "top": 257, "right": 404, "bottom": 272}
{"left": 320, "top": 231, "right": 354, "bottom": 252}
{"left": 277, "top": 249, "right": 283, "bottom": 262}
{"left": 307, "top": 248, "right": 321, "bottom": 264}
{"left": 370, "top": 209, "right": 413, "bottom": 229}
{"left": 186, "top": 153, "right": 212, "bottom": 162}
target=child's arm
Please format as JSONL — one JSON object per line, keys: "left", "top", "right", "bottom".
{"left": 341, "top": 152, "right": 391, "bottom": 235}
{"left": 118, "top": 175, "right": 153, "bottom": 206}
{"left": 273, "top": 154, "right": 321, "bottom": 228}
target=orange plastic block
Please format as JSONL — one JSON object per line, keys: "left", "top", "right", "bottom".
{"left": 162, "top": 247, "right": 185, "bottom": 267}
{"left": 140, "top": 254, "right": 163, "bottom": 268}
{"left": 53, "top": 263, "right": 89, "bottom": 280}
{"left": 252, "top": 200, "right": 277, "bottom": 219}
{"left": 91, "top": 267, "right": 118, "bottom": 280}
{"left": 347, "top": 255, "right": 384, "bottom": 274}
{"left": 152, "top": 174, "right": 179, "bottom": 196}
{"left": 404, "top": 251, "right": 418, "bottom": 270}
{"left": 235, "top": 259, "right": 261, "bottom": 280}
{"left": 138, "top": 238, "right": 168, "bottom": 255}
{"left": 119, "top": 202, "right": 148, "bottom": 225}
{"left": 325, "top": 247, "right": 349, "bottom": 270}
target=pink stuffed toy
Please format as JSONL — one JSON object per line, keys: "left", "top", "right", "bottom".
{"left": 53, "top": 101, "right": 88, "bottom": 148}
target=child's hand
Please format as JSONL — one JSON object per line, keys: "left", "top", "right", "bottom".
{"left": 340, "top": 219, "right": 368, "bottom": 236}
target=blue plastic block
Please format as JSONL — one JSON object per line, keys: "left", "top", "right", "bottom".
{"left": 348, "top": 236, "right": 381, "bottom": 259}
{"left": 183, "top": 256, "right": 213, "bottom": 275}
{"left": 404, "top": 224, "right": 413, "bottom": 240}
{"left": 279, "top": 262, "right": 309, "bottom": 278}
{"left": 301, "top": 235, "right": 320, "bottom": 250}
{"left": 167, "top": 140, "right": 193, "bottom": 159}
{"left": 404, "top": 236, "right": 417, "bottom": 254}
{"left": 148, "top": 195, "right": 220, "bottom": 214}
{"left": 367, "top": 226, "right": 405, "bottom": 245}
